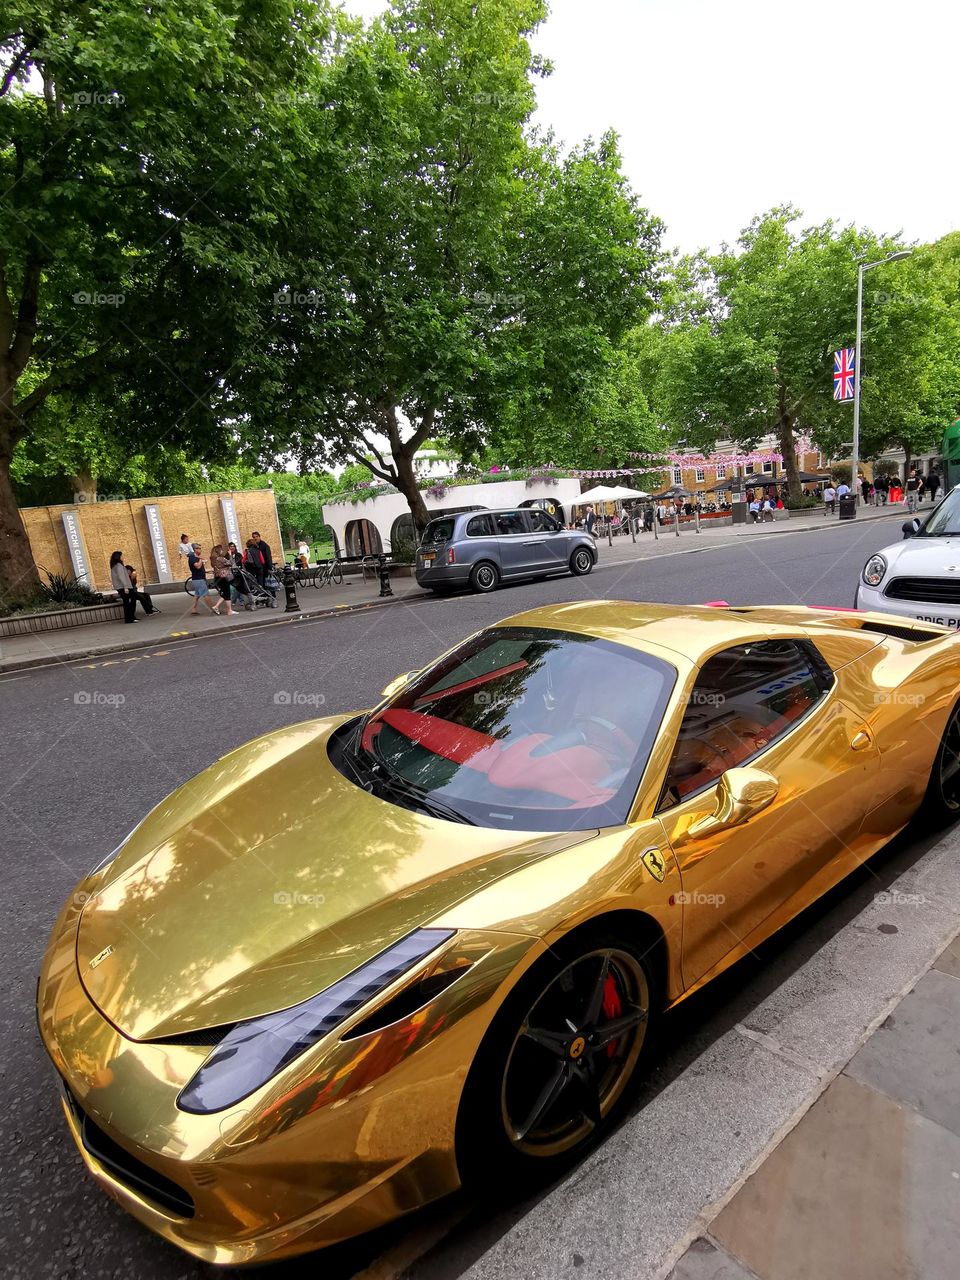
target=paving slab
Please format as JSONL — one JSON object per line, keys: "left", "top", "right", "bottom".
{"left": 666, "top": 1238, "right": 758, "bottom": 1280}
{"left": 933, "top": 933, "right": 960, "bottom": 978}
{"left": 709, "top": 1072, "right": 960, "bottom": 1280}
{"left": 845, "top": 967, "right": 960, "bottom": 1138}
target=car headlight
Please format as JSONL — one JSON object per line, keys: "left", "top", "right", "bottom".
{"left": 862, "top": 554, "right": 887, "bottom": 587}
{"left": 177, "top": 928, "right": 455, "bottom": 1114}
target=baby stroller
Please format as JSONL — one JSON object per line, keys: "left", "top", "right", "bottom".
{"left": 232, "top": 564, "right": 278, "bottom": 610}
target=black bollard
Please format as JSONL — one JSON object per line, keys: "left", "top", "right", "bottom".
{"left": 281, "top": 563, "right": 300, "bottom": 613}
{"left": 377, "top": 553, "right": 394, "bottom": 598}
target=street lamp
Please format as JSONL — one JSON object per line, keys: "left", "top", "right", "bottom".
{"left": 850, "top": 250, "right": 913, "bottom": 512}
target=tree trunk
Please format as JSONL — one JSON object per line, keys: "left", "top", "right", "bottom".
{"left": 70, "top": 468, "right": 97, "bottom": 504}
{"left": 392, "top": 448, "right": 431, "bottom": 533}
{"left": 0, "top": 446, "right": 40, "bottom": 606}
{"left": 902, "top": 442, "right": 913, "bottom": 484}
{"left": 775, "top": 390, "right": 802, "bottom": 501}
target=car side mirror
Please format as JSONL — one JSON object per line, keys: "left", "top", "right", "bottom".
{"left": 687, "top": 767, "right": 779, "bottom": 839}
{"left": 381, "top": 671, "right": 417, "bottom": 699}
{"left": 901, "top": 519, "right": 921, "bottom": 538}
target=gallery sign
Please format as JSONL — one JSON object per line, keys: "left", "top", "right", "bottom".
{"left": 61, "top": 511, "right": 92, "bottom": 584}
{"left": 144, "top": 504, "right": 174, "bottom": 582}
{"left": 220, "top": 497, "right": 241, "bottom": 549}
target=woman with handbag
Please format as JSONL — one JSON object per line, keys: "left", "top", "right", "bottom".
{"left": 210, "top": 544, "right": 236, "bottom": 616}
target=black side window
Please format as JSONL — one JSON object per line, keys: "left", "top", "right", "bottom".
{"left": 495, "top": 511, "right": 526, "bottom": 535}
{"left": 528, "top": 510, "right": 560, "bottom": 533}
{"left": 466, "top": 515, "right": 494, "bottom": 537}
{"left": 658, "top": 640, "right": 831, "bottom": 810}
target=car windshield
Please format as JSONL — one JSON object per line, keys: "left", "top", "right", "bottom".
{"left": 420, "top": 517, "right": 456, "bottom": 545}
{"left": 918, "top": 488, "right": 960, "bottom": 536}
{"left": 357, "top": 626, "right": 676, "bottom": 831}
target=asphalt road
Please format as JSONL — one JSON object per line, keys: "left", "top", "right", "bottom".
{"left": 3, "top": 512, "right": 945, "bottom": 1280}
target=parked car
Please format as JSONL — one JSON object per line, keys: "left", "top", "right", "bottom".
{"left": 38, "top": 601, "right": 960, "bottom": 1264}
{"left": 856, "top": 484, "right": 960, "bottom": 628}
{"left": 415, "top": 507, "right": 597, "bottom": 593}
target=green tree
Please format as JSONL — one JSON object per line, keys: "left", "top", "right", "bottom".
{"left": 267, "top": 0, "right": 662, "bottom": 530}
{"left": 658, "top": 208, "right": 901, "bottom": 498}
{"left": 0, "top": 0, "right": 339, "bottom": 603}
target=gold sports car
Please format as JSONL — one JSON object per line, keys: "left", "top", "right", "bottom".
{"left": 38, "top": 602, "right": 960, "bottom": 1265}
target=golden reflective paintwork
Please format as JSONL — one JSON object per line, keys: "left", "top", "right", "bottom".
{"left": 37, "top": 602, "right": 960, "bottom": 1265}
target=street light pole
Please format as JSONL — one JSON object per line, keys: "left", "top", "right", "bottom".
{"left": 850, "top": 249, "right": 913, "bottom": 515}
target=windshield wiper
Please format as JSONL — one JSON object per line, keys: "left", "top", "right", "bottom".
{"left": 357, "top": 749, "right": 475, "bottom": 825}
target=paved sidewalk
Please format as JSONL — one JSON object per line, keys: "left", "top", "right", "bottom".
{"left": 668, "top": 929, "right": 960, "bottom": 1280}
{"left": 0, "top": 572, "right": 426, "bottom": 674}
{"left": 0, "top": 501, "right": 916, "bottom": 675}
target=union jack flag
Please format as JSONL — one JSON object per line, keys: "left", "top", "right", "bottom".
{"left": 833, "top": 347, "right": 856, "bottom": 401}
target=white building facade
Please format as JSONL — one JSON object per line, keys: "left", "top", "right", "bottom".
{"left": 322, "top": 477, "right": 584, "bottom": 556}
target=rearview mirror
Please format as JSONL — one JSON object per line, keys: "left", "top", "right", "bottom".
{"left": 381, "top": 671, "right": 417, "bottom": 699}
{"left": 901, "top": 518, "right": 921, "bottom": 539}
{"left": 687, "top": 767, "right": 779, "bottom": 839}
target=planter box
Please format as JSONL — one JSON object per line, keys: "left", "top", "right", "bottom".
{"left": 0, "top": 600, "right": 123, "bottom": 637}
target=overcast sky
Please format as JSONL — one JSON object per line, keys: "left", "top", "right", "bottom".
{"left": 345, "top": 0, "right": 959, "bottom": 255}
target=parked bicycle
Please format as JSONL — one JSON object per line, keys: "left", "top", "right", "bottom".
{"left": 313, "top": 558, "right": 344, "bottom": 588}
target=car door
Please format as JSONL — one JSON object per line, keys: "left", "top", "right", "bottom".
{"left": 493, "top": 510, "right": 534, "bottom": 577}
{"left": 653, "top": 639, "right": 882, "bottom": 990}
{"left": 525, "top": 508, "right": 568, "bottom": 572}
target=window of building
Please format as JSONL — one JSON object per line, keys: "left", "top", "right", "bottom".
{"left": 745, "top": 463, "right": 755, "bottom": 474}
{"left": 695, "top": 467, "right": 706, "bottom": 483}
{"left": 716, "top": 464, "right": 727, "bottom": 480}
{"left": 762, "top": 460, "right": 774, "bottom": 475}
{"left": 673, "top": 466, "right": 683, "bottom": 485}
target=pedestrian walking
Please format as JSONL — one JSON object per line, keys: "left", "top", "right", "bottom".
{"left": 250, "top": 532, "right": 273, "bottom": 578}
{"left": 244, "top": 537, "right": 266, "bottom": 586}
{"left": 227, "top": 542, "right": 254, "bottom": 610}
{"left": 176, "top": 533, "right": 194, "bottom": 563}
{"left": 110, "top": 551, "right": 158, "bottom": 623}
{"left": 210, "top": 544, "right": 236, "bottom": 616}
{"left": 927, "top": 469, "right": 941, "bottom": 504}
{"left": 875, "top": 475, "right": 889, "bottom": 505}
{"left": 584, "top": 505, "right": 597, "bottom": 536}
{"left": 297, "top": 537, "right": 311, "bottom": 565}
{"left": 823, "top": 483, "right": 836, "bottom": 515}
{"left": 906, "top": 467, "right": 920, "bottom": 514}
{"left": 187, "top": 543, "right": 223, "bottom": 616}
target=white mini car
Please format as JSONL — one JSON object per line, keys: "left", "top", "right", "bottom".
{"left": 856, "top": 485, "right": 960, "bottom": 629}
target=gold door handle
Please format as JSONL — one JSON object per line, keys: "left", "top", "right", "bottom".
{"left": 851, "top": 729, "right": 872, "bottom": 751}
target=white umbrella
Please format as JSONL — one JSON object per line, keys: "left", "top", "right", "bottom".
{"left": 577, "top": 483, "right": 649, "bottom": 504}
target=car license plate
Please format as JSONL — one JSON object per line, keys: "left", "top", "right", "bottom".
{"left": 915, "top": 613, "right": 960, "bottom": 629}
{"left": 422, "top": 552, "right": 435, "bottom": 564}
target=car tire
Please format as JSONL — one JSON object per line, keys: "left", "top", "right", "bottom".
{"left": 456, "top": 927, "right": 658, "bottom": 1185}
{"left": 922, "top": 700, "right": 960, "bottom": 826}
{"left": 570, "top": 547, "right": 594, "bottom": 577}
{"left": 470, "top": 561, "right": 499, "bottom": 594}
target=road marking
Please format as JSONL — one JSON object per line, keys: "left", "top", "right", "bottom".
{"left": 75, "top": 649, "right": 175, "bottom": 671}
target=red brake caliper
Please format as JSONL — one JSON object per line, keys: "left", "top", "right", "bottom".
{"left": 601, "top": 973, "right": 622, "bottom": 1057}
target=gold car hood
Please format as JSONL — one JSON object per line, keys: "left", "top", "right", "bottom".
{"left": 77, "top": 717, "right": 589, "bottom": 1040}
